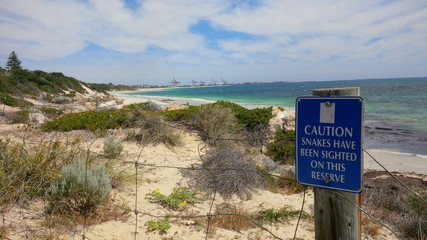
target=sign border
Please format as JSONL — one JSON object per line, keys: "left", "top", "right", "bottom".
{"left": 295, "top": 96, "right": 364, "bottom": 193}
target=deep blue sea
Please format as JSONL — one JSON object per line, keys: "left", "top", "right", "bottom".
{"left": 125, "top": 77, "right": 427, "bottom": 133}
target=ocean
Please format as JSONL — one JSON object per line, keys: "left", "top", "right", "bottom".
{"left": 125, "top": 77, "right": 427, "bottom": 133}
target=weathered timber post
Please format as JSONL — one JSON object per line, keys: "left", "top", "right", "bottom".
{"left": 313, "top": 87, "right": 361, "bottom": 240}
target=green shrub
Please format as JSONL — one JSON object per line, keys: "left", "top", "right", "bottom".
{"left": 212, "top": 101, "right": 273, "bottom": 129}
{"left": 146, "top": 187, "right": 202, "bottom": 209}
{"left": 163, "top": 101, "right": 273, "bottom": 131}
{"left": 103, "top": 136, "right": 123, "bottom": 158}
{"left": 47, "top": 160, "right": 111, "bottom": 215}
{"left": 267, "top": 129, "right": 295, "bottom": 164}
{"left": 0, "top": 93, "right": 18, "bottom": 106}
{"left": 0, "top": 93, "right": 33, "bottom": 108}
{"left": 41, "top": 110, "right": 128, "bottom": 133}
{"left": 190, "top": 104, "right": 241, "bottom": 141}
{"left": 162, "top": 106, "right": 200, "bottom": 121}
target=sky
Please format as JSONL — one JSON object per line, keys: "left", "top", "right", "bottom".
{"left": 1, "top": 0, "right": 427, "bottom": 85}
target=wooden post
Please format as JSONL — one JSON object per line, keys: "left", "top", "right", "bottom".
{"left": 313, "top": 87, "right": 362, "bottom": 240}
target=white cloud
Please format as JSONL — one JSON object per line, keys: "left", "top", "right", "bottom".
{"left": 1, "top": 0, "right": 426, "bottom": 83}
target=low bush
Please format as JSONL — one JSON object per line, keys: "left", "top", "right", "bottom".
{"left": 363, "top": 185, "right": 427, "bottom": 239}
{"left": 126, "top": 111, "right": 181, "bottom": 147}
{"left": 6, "top": 110, "right": 30, "bottom": 123}
{"left": 0, "top": 93, "right": 18, "bottom": 106}
{"left": 47, "top": 160, "right": 111, "bottom": 215}
{"left": 38, "top": 107, "right": 63, "bottom": 119}
{"left": 51, "top": 96, "right": 73, "bottom": 104}
{"left": 0, "top": 93, "right": 33, "bottom": 108}
{"left": 211, "top": 101, "right": 273, "bottom": 129}
{"left": 162, "top": 106, "right": 200, "bottom": 121}
{"left": 41, "top": 110, "right": 128, "bottom": 133}
{"left": 190, "top": 104, "right": 242, "bottom": 141}
{"left": 103, "top": 136, "right": 123, "bottom": 158}
{"left": 121, "top": 101, "right": 161, "bottom": 113}
{"left": 146, "top": 187, "right": 202, "bottom": 209}
{"left": 164, "top": 101, "right": 274, "bottom": 131}
{"left": 267, "top": 128, "right": 295, "bottom": 164}
{"left": 400, "top": 191, "right": 427, "bottom": 238}
{"left": 189, "top": 147, "right": 265, "bottom": 199}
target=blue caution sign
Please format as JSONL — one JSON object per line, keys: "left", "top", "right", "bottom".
{"left": 296, "top": 96, "right": 364, "bottom": 193}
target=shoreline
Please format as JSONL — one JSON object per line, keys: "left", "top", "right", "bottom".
{"left": 110, "top": 90, "right": 286, "bottom": 110}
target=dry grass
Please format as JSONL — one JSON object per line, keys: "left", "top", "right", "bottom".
{"left": 41, "top": 196, "right": 129, "bottom": 232}
{"left": 126, "top": 111, "right": 182, "bottom": 147}
{"left": 363, "top": 173, "right": 427, "bottom": 239}
{"left": 0, "top": 224, "right": 14, "bottom": 240}
{"left": 362, "top": 214, "right": 381, "bottom": 238}
{"left": 190, "top": 104, "right": 242, "bottom": 142}
{"left": 208, "top": 203, "right": 257, "bottom": 236}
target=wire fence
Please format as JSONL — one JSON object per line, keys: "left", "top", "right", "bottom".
{"left": 1, "top": 115, "right": 426, "bottom": 240}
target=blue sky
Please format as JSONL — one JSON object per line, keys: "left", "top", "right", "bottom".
{"left": 1, "top": 0, "right": 427, "bottom": 85}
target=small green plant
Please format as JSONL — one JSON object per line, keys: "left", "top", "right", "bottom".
{"left": 400, "top": 191, "right": 427, "bottom": 238}
{"left": 47, "top": 160, "right": 111, "bottom": 215}
{"left": 402, "top": 191, "right": 427, "bottom": 217}
{"left": 146, "top": 187, "right": 202, "bottom": 209}
{"left": 145, "top": 215, "right": 172, "bottom": 232}
{"left": 257, "top": 206, "right": 308, "bottom": 224}
{"left": 103, "top": 136, "right": 123, "bottom": 158}
{"left": 267, "top": 129, "right": 295, "bottom": 164}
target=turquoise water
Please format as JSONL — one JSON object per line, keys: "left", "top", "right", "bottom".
{"left": 126, "top": 77, "right": 427, "bottom": 132}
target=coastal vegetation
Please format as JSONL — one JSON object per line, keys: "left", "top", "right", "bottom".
{"left": 0, "top": 69, "right": 88, "bottom": 96}
{"left": 41, "top": 110, "right": 129, "bottom": 133}
{"left": 0, "top": 54, "right": 425, "bottom": 238}
{"left": 88, "top": 82, "right": 139, "bottom": 92}
{"left": 267, "top": 128, "right": 296, "bottom": 164}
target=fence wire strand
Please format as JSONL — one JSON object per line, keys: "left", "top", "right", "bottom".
{"left": 1, "top": 115, "right": 426, "bottom": 240}
{"left": 364, "top": 149, "right": 427, "bottom": 205}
